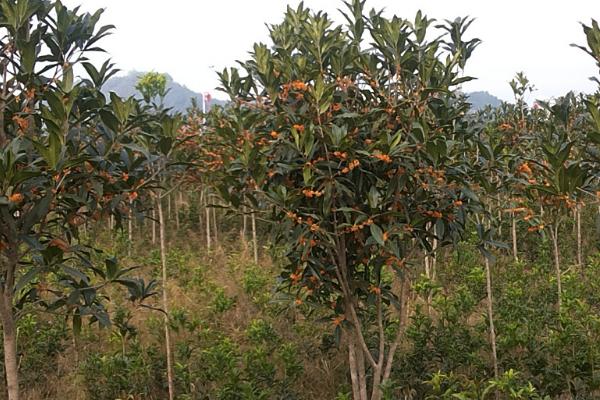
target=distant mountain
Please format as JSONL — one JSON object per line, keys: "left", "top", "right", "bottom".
{"left": 104, "top": 72, "right": 501, "bottom": 114}
{"left": 467, "top": 91, "right": 503, "bottom": 110}
{"left": 102, "top": 71, "right": 225, "bottom": 113}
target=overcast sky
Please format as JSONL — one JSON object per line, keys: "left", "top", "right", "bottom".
{"left": 62, "top": 0, "right": 600, "bottom": 102}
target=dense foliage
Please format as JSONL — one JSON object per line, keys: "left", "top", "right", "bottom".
{"left": 1, "top": 1, "right": 600, "bottom": 399}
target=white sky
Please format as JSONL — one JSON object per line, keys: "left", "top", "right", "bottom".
{"left": 63, "top": 0, "right": 600, "bottom": 102}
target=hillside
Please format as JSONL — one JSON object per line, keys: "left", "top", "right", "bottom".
{"left": 467, "top": 90, "right": 503, "bottom": 110}
{"left": 102, "top": 71, "right": 226, "bottom": 112}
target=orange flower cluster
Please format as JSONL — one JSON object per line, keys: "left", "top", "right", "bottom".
{"left": 286, "top": 211, "right": 320, "bottom": 232}
{"left": 341, "top": 159, "right": 360, "bottom": 174}
{"left": 293, "top": 124, "right": 305, "bottom": 133}
{"left": 290, "top": 272, "right": 302, "bottom": 284}
{"left": 336, "top": 76, "right": 353, "bottom": 92}
{"left": 305, "top": 217, "right": 321, "bottom": 232}
{"left": 498, "top": 123, "right": 513, "bottom": 131}
{"left": 99, "top": 170, "right": 116, "bottom": 184}
{"left": 333, "top": 151, "right": 348, "bottom": 160}
{"left": 8, "top": 193, "right": 24, "bottom": 203}
{"left": 346, "top": 218, "right": 374, "bottom": 233}
{"left": 298, "top": 236, "right": 317, "bottom": 247}
{"left": 280, "top": 80, "right": 308, "bottom": 101}
{"left": 270, "top": 130, "right": 279, "bottom": 139}
{"left": 291, "top": 80, "right": 307, "bottom": 91}
{"left": 128, "top": 191, "right": 138, "bottom": 202}
{"left": 517, "top": 162, "right": 533, "bottom": 176}
{"left": 416, "top": 166, "right": 446, "bottom": 184}
{"left": 424, "top": 210, "right": 443, "bottom": 219}
{"left": 332, "top": 315, "right": 345, "bottom": 326}
{"left": 302, "top": 188, "right": 323, "bottom": 198}
{"left": 25, "top": 88, "right": 36, "bottom": 100}
{"left": 385, "top": 256, "right": 406, "bottom": 267}
{"left": 12, "top": 115, "right": 29, "bottom": 132}
{"left": 373, "top": 153, "right": 392, "bottom": 163}
{"left": 528, "top": 224, "right": 545, "bottom": 232}
{"left": 369, "top": 285, "right": 382, "bottom": 295}
{"left": 331, "top": 103, "right": 342, "bottom": 111}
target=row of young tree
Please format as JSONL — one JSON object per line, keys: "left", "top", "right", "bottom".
{"left": 197, "top": 3, "right": 600, "bottom": 400}
{"left": 2, "top": 0, "right": 600, "bottom": 399}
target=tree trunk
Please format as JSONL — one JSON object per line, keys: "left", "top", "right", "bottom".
{"left": 424, "top": 252, "right": 432, "bottom": 316}
{"left": 167, "top": 193, "right": 172, "bottom": 221}
{"left": 205, "top": 192, "right": 211, "bottom": 250}
{"left": 511, "top": 212, "right": 518, "bottom": 262}
{"left": 157, "top": 196, "right": 175, "bottom": 400}
{"left": 151, "top": 208, "right": 157, "bottom": 245}
{"left": 576, "top": 204, "right": 582, "bottom": 270}
{"left": 251, "top": 211, "right": 258, "bottom": 263}
{"left": 356, "top": 339, "right": 368, "bottom": 400}
{"left": 0, "top": 288, "right": 19, "bottom": 400}
{"left": 348, "top": 334, "right": 361, "bottom": 400}
{"left": 243, "top": 207, "right": 248, "bottom": 239}
{"left": 485, "top": 256, "right": 500, "bottom": 399}
{"left": 128, "top": 199, "right": 133, "bottom": 256}
{"left": 549, "top": 225, "right": 562, "bottom": 313}
{"left": 198, "top": 189, "right": 204, "bottom": 242}
{"left": 175, "top": 191, "right": 180, "bottom": 231}
{"left": 212, "top": 198, "right": 218, "bottom": 244}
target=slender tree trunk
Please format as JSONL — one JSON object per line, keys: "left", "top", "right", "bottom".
{"left": 0, "top": 288, "right": 19, "bottom": 400}
{"left": 198, "top": 189, "right": 204, "bottom": 241}
{"left": 151, "top": 208, "right": 157, "bottom": 245}
{"left": 167, "top": 193, "right": 172, "bottom": 221}
{"left": 243, "top": 207, "right": 248, "bottom": 239}
{"left": 205, "top": 192, "right": 211, "bottom": 250}
{"left": 432, "top": 233, "right": 438, "bottom": 281}
{"left": 511, "top": 212, "right": 518, "bottom": 262}
{"left": 128, "top": 199, "right": 133, "bottom": 256}
{"left": 355, "top": 338, "right": 368, "bottom": 400}
{"left": 212, "top": 198, "right": 218, "bottom": 244}
{"left": 348, "top": 335, "right": 361, "bottom": 400}
{"left": 157, "top": 196, "right": 175, "bottom": 400}
{"left": 175, "top": 191, "right": 180, "bottom": 232}
{"left": 497, "top": 210, "right": 502, "bottom": 237}
{"left": 576, "top": 204, "right": 582, "bottom": 270}
{"left": 251, "top": 211, "right": 258, "bottom": 263}
{"left": 549, "top": 225, "right": 562, "bottom": 313}
{"left": 424, "top": 252, "right": 432, "bottom": 316}
{"left": 485, "top": 256, "right": 500, "bottom": 398}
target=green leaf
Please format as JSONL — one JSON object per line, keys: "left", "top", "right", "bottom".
{"left": 370, "top": 224, "right": 385, "bottom": 246}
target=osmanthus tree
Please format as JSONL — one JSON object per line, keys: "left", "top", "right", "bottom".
{"left": 577, "top": 20, "right": 600, "bottom": 213}
{"left": 468, "top": 114, "right": 517, "bottom": 390}
{"left": 0, "top": 2, "right": 158, "bottom": 399}
{"left": 209, "top": 1, "right": 481, "bottom": 398}
{"left": 518, "top": 94, "right": 592, "bottom": 313}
